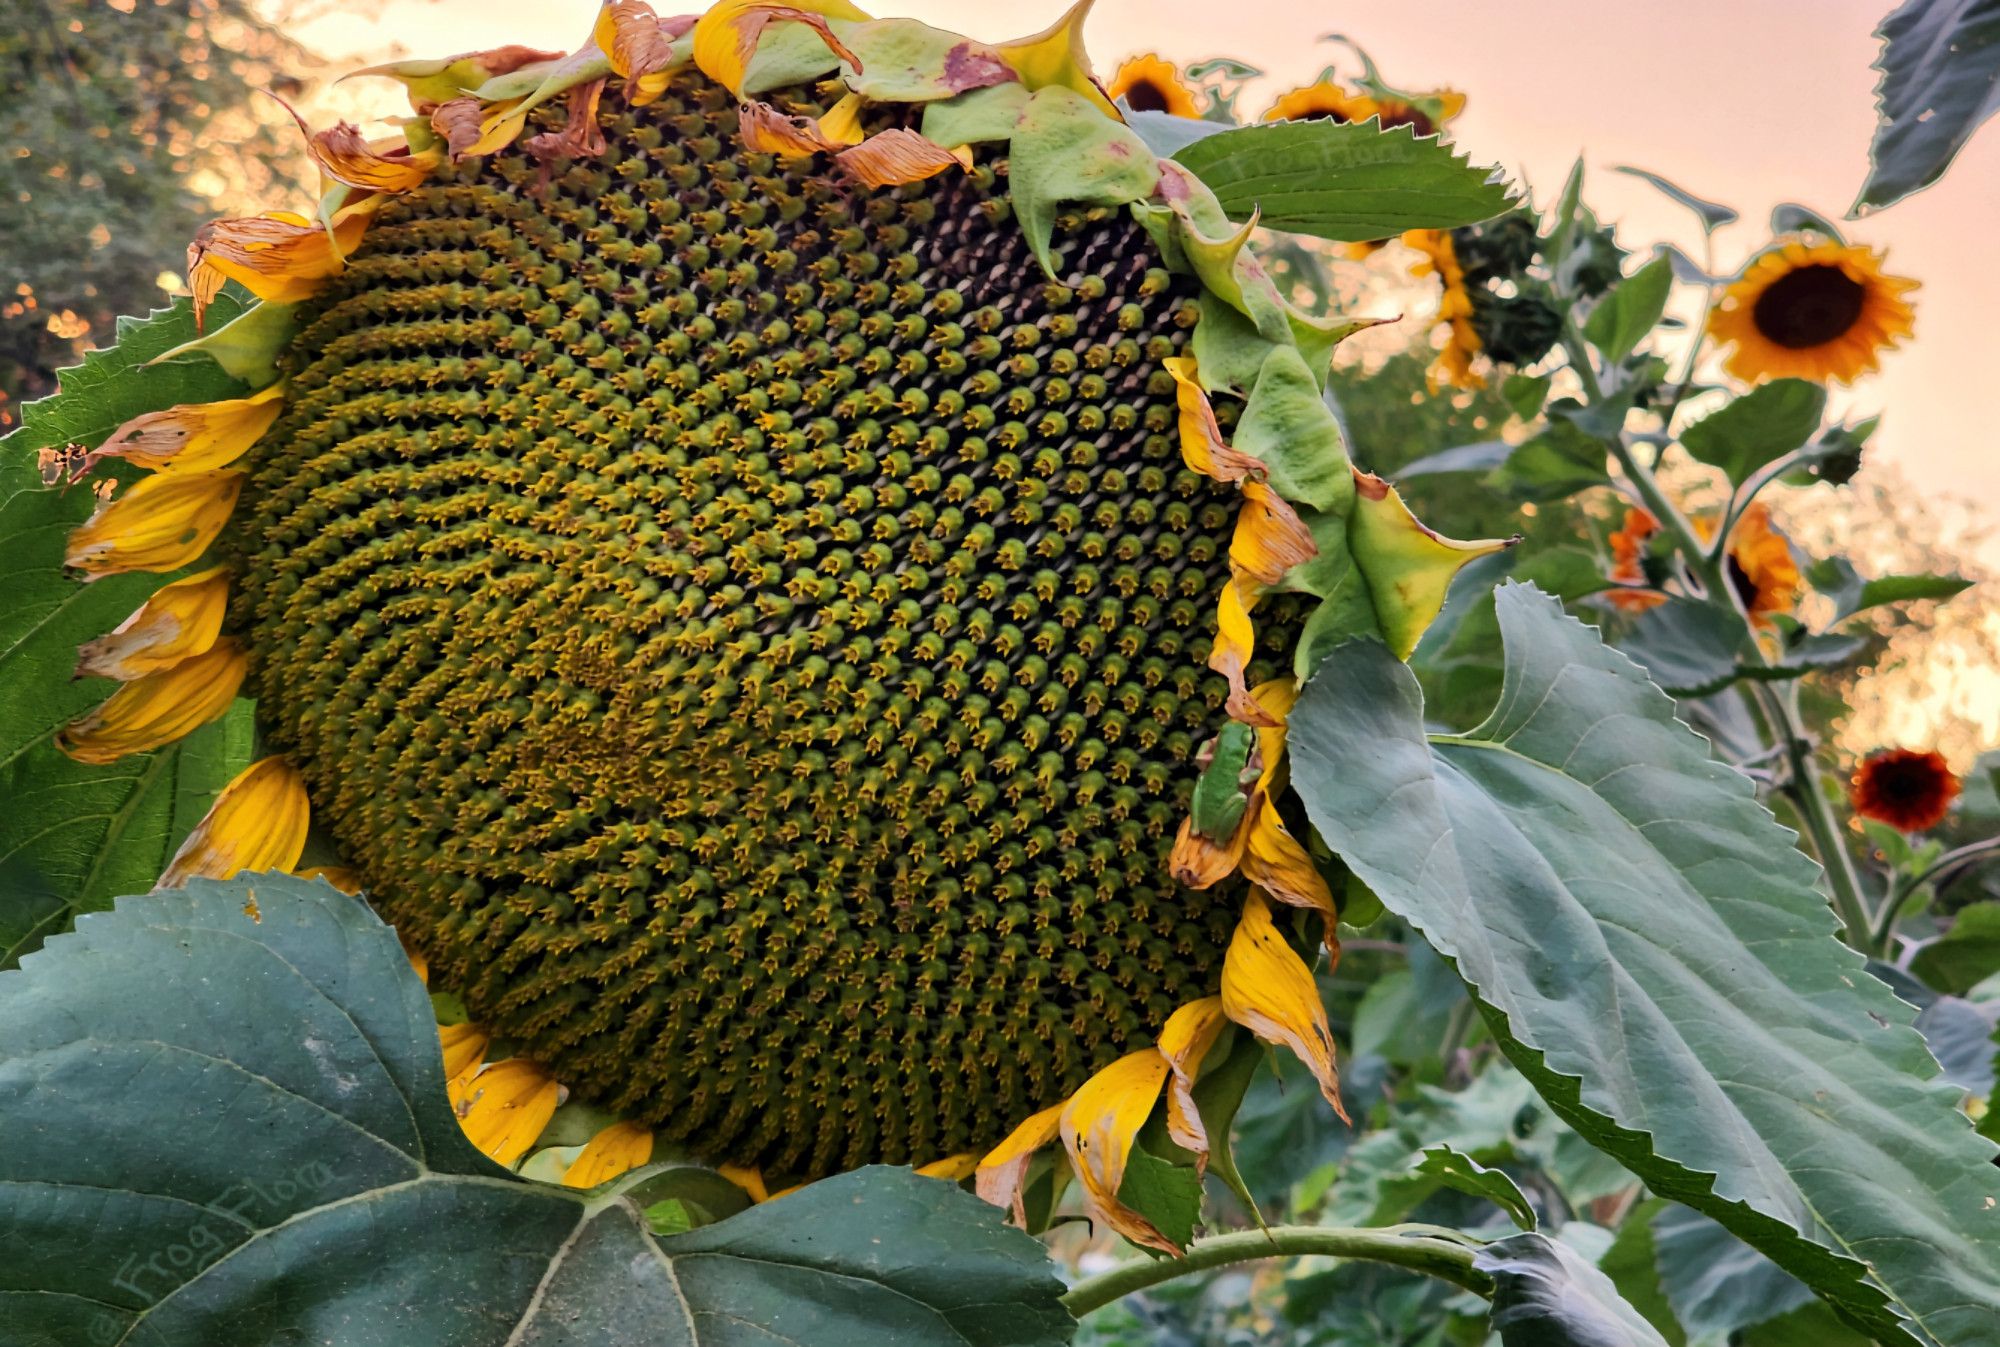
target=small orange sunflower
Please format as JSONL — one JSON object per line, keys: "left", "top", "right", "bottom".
{"left": 1108, "top": 53, "right": 1200, "bottom": 117}
{"left": 1605, "top": 507, "right": 1665, "bottom": 612}
{"left": 1403, "top": 228, "right": 1483, "bottom": 389}
{"left": 1851, "top": 749, "right": 1961, "bottom": 833}
{"left": 1708, "top": 239, "right": 1918, "bottom": 385}
{"left": 1721, "top": 502, "right": 1801, "bottom": 626}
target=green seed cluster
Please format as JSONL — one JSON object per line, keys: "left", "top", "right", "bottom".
{"left": 231, "top": 79, "right": 1295, "bottom": 1177}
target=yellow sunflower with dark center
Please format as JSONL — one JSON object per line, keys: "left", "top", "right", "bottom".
{"left": 40, "top": 0, "right": 1510, "bottom": 1250}
{"left": 1402, "top": 228, "right": 1483, "bottom": 389}
{"left": 1850, "top": 749, "right": 1961, "bottom": 834}
{"left": 1719, "top": 502, "right": 1801, "bottom": 626}
{"left": 1108, "top": 53, "right": 1200, "bottom": 117}
{"left": 1708, "top": 238, "right": 1918, "bottom": 385}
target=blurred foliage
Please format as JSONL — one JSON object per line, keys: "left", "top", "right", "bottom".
{"left": 0, "top": 0, "right": 300, "bottom": 427}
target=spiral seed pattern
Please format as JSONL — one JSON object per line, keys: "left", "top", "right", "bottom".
{"left": 232, "top": 79, "right": 1296, "bottom": 1176}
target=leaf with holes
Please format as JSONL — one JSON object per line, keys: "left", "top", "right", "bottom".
{"left": 1291, "top": 584, "right": 2000, "bottom": 1346}
{"left": 1855, "top": 0, "right": 2000, "bottom": 212}
{"left": 0, "top": 872, "right": 1073, "bottom": 1346}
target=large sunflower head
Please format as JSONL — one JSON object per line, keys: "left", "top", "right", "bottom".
{"left": 1107, "top": 53, "right": 1200, "bottom": 117}
{"left": 41, "top": 0, "right": 1511, "bottom": 1248}
{"left": 1707, "top": 238, "right": 1918, "bottom": 386}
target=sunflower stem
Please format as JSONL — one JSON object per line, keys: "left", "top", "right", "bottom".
{"left": 1871, "top": 837, "right": 2000, "bottom": 955}
{"left": 1058, "top": 1224, "right": 1492, "bottom": 1318}
{"left": 1561, "top": 322, "right": 1877, "bottom": 949}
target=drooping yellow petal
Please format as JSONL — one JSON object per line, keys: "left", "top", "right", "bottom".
{"left": 691, "top": 0, "right": 868, "bottom": 98}
{"left": 1230, "top": 479, "right": 1317, "bottom": 587}
{"left": 595, "top": 0, "right": 696, "bottom": 105}
{"left": 74, "top": 566, "right": 230, "bottom": 681}
{"left": 268, "top": 92, "right": 436, "bottom": 193}
{"left": 1221, "top": 891, "right": 1348, "bottom": 1123}
{"left": 1060, "top": 1049, "right": 1179, "bottom": 1253}
{"left": 1163, "top": 356, "right": 1259, "bottom": 483}
{"left": 159, "top": 756, "right": 311, "bottom": 888}
{"left": 738, "top": 99, "right": 844, "bottom": 157}
{"left": 562, "top": 1120, "right": 655, "bottom": 1188}
{"left": 1209, "top": 582, "right": 1278, "bottom": 728}
{"left": 65, "top": 469, "right": 244, "bottom": 579}
{"left": 1168, "top": 790, "right": 1257, "bottom": 888}
{"left": 994, "top": 0, "right": 1118, "bottom": 118}
{"left": 1242, "top": 797, "right": 1337, "bottom": 925}
{"left": 1347, "top": 469, "right": 1516, "bottom": 660}
{"left": 455, "top": 1058, "right": 562, "bottom": 1166}
{"left": 1157, "top": 996, "right": 1226, "bottom": 1168}
{"left": 301, "top": 864, "right": 365, "bottom": 896}
{"left": 440, "top": 1021, "right": 492, "bottom": 1083}
{"left": 57, "top": 639, "right": 246, "bottom": 765}
{"left": 186, "top": 202, "right": 378, "bottom": 324}
{"left": 816, "top": 92, "right": 867, "bottom": 146}
{"left": 90, "top": 384, "right": 284, "bottom": 475}
{"left": 523, "top": 79, "right": 612, "bottom": 162}
{"left": 717, "top": 1161, "right": 771, "bottom": 1202}
{"left": 836, "top": 128, "right": 972, "bottom": 187}
{"left": 975, "top": 1100, "right": 1064, "bottom": 1222}
{"left": 915, "top": 1152, "right": 979, "bottom": 1181}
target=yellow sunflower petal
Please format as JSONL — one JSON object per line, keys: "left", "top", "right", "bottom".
{"left": 159, "top": 756, "right": 311, "bottom": 888}
{"left": 456, "top": 1058, "right": 562, "bottom": 1166}
{"left": 65, "top": 469, "right": 244, "bottom": 579}
{"left": 739, "top": 99, "right": 844, "bottom": 157}
{"left": 994, "top": 0, "right": 1118, "bottom": 118}
{"left": 90, "top": 384, "right": 284, "bottom": 475}
{"left": 186, "top": 201, "right": 378, "bottom": 323}
{"left": 269, "top": 93, "right": 435, "bottom": 193}
{"left": 717, "top": 1161, "right": 771, "bottom": 1202}
{"left": 817, "top": 91, "right": 868, "bottom": 146}
{"left": 915, "top": 1152, "right": 979, "bottom": 1181}
{"left": 1241, "top": 796, "right": 1337, "bottom": 924}
{"left": 1107, "top": 53, "right": 1200, "bottom": 118}
{"left": 73, "top": 566, "right": 230, "bottom": 681}
{"left": 1157, "top": 995, "right": 1226, "bottom": 1166}
{"left": 975, "top": 1100, "right": 1065, "bottom": 1220}
{"left": 57, "top": 638, "right": 246, "bottom": 765}
{"left": 691, "top": 0, "right": 868, "bottom": 98}
{"left": 1263, "top": 81, "right": 1377, "bottom": 124}
{"left": 1221, "top": 891, "right": 1348, "bottom": 1122}
{"left": 1209, "top": 582, "right": 1278, "bottom": 728}
{"left": 301, "top": 864, "right": 364, "bottom": 896}
{"left": 1060, "top": 1048, "right": 1179, "bottom": 1253}
{"left": 1163, "top": 356, "right": 1259, "bottom": 483}
{"left": 562, "top": 1120, "right": 655, "bottom": 1188}
{"left": 1168, "top": 791, "right": 1257, "bottom": 888}
{"left": 1727, "top": 502, "right": 1802, "bottom": 627}
{"left": 836, "top": 128, "right": 972, "bottom": 187}
{"left": 1708, "top": 239, "right": 1918, "bottom": 386}
{"left": 595, "top": 0, "right": 695, "bottom": 105}
{"left": 440, "top": 1021, "right": 491, "bottom": 1082}
{"left": 1230, "top": 479, "right": 1317, "bottom": 587}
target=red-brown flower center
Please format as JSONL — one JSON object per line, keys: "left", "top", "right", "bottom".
{"left": 1751, "top": 263, "right": 1867, "bottom": 349}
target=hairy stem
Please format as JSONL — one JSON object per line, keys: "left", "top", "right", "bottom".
{"left": 1872, "top": 836, "right": 2000, "bottom": 955}
{"left": 1059, "top": 1225, "right": 1492, "bottom": 1318}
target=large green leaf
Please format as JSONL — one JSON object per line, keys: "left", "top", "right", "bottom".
{"left": 0, "top": 873, "right": 1072, "bottom": 1346}
{"left": 1912, "top": 903, "right": 2000, "bottom": 996}
{"left": 1855, "top": 0, "right": 2000, "bottom": 212}
{"left": 0, "top": 292, "right": 258, "bottom": 969}
{"left": 1650, "top": 1205, "right": 1816, "bottom": 1345}
{"left": 1679, "top": 379, "right": 1828, "bottom": 487}
{"left": 1477, "top": 1232, "right": 1672, "bottom": 1347}
{"left": 1170, "top": 119, "right": 1512, "bottom": 241}
{"left": 1290, "top": 584, "right": 2000, "bottom": 1346}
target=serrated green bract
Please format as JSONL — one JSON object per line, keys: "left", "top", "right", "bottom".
{"left": 0, "top": 292, "right": 257, "bottom": 969}
{"left": 1170, "top": 119, "right": 1512, "bottom": 242}
{"left": 1008, "top": 86, "right": 1164, "bottom": 276}
{"left": 1290, "top": 584, "right": 2000, "bottom": 1346}
{"left": 0, "top": 873, "right": 1073, "bottom": 1346}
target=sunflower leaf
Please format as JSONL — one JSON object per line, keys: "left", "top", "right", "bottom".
{"left": 1614, "top": 166, "right": 1739, "bottom": 232}
{"left": 1169, "top": 119, "right": 1512, "bottom": 241}
{"left": 1413, "top": 1144, "right": 1536, "bottom": 1231}
{"left": 1614, "top": 596, "right": 1750, "bottom": 697}
{"left": 1290, "top": 583, "right": 2000, "bottom": 1346}
{"left": 1855, "top": 0, "right": 2000, "bottom": 213}
{"left": 1478, "top": 1231, "right": 1673, "bottom": 1347}
{"left": 1582, "top": 254, "right": 1674, "bottom": 365}
{"left": 1680, "top": 379, "right": 1829, "bottom": 487}
{"left": 0, "top": 291, "right": 257, "bottom": 970}
{"left": 0, "top": 873, "right": 1075, "bottom": 1346}
{"left": 1911, "top": 904, "right": 2000, "bottom": 996}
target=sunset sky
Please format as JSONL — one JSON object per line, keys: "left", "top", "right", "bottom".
{"left": 290, "top": 0, "right": 1999, "bottom": 566}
